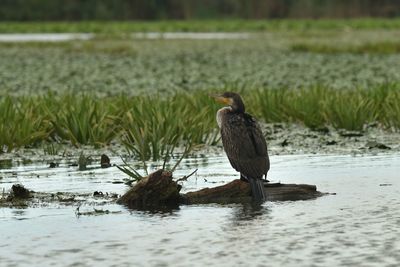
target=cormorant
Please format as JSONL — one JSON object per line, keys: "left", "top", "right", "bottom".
{"left": 211, "top": 92, "right": 270, "bottom": 202}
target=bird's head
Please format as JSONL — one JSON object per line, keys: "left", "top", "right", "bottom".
{"left": 210, "top": 92, "right": 245, "bottom": 113}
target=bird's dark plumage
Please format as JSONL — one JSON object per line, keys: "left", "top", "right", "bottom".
{"left": 212, "top": 92, "right": 270, "bottom": 202}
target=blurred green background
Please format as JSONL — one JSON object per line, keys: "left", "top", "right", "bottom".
{"left": 1, "top": 0, "right": 400, "bottom": 151}
{"left": 1, "top": 0, "right": 399, "bottom": 21}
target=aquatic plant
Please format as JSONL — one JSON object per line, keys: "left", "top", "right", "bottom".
{"left": 249, "top": 86, "right": 399, "bottom": 131}
{"left": 0, "top": 97, "right": 50, "bottom": 152}
{"left": 291, "top": 41, "right": 400, "bottom": 54}
{"left": 381, "top": 89, "right": 400, "bottom": 130}
{"left": 119, "top": 92, "right": 214, "bottom": 161}
{"left": 322, "top": 91, "right": 378, "bottom": 131}
{"left": 3, "top": 36, "right": 400, "bottom": 97}
{"left": 0, "top": 86, "right": 399, "bottom": 153}
{"left": 116, "top": 157, "right": 144, "bottom": 182}
{"left": 42, "top": 95, "right": 120, "bottom": 147}
{"left": 250, "top": 87, "right": 327, "bottom": 129}
{"left": 117, "top": 141, "right": 194, "bottom": 182}
{"left": 42, "top": 143, "right": 62, "bottom": 156}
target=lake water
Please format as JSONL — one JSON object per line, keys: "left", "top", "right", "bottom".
{"left": 0, "top": 32, "right": 251, "bottom": 42}
{"left": 0, "top": 33, "right": 94, "bottom": 42}
{"left": 0, "top": 153, "right": 399, "bottom": 267}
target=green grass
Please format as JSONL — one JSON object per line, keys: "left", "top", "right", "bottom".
{"left": 0, "top": 92, "right": 220, "bottom": 156}
{"left": 0, "top": 86, "right": 399, "bottom": 153}
{"left": 249, "top": 85, "right": 400, "bottom": 131}
{"left": 43, "top": 94, "right": 120, "bottom": 147}
{"left": 118, "top": 93, "right": 213, "bottom": 161}
{"left": 0, "top": 96, "right": 51, "bottom": 152}
{"left": 1, "top": 22, "right": 400, "bottom": 155}
{"left": 2, "top": 19, "right": 400, "bottom": 33}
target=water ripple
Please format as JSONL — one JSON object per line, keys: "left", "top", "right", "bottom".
{"left": 0, "top": 153, "right": 399, "bottom": 266}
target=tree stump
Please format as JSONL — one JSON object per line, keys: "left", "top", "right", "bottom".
{"left": 117, "top": 169, "right": 182, "bottom": 209}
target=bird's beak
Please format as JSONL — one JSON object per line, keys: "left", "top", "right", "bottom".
{"left": 209, "top": 94, "right": 232, "bottom": 105}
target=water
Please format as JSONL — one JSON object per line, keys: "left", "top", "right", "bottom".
{"left": 132, "top": 32, "right": 251, "bottom": 40}
{"left": 1, "top": 153, "right": 399, "bottom": 267}
{"left": 0, "top": 32, "right": 250, "bottom": 42}
{"left": 0, "top": 33, "right": 93, "bottom": 42}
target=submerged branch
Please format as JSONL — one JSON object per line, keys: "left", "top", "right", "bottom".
{"left": 176, "top": 168, "right": 198, "bottom": 183}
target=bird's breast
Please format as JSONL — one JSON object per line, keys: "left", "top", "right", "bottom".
{"left": 216, "top": 107, "right": 232, "bottom": 128}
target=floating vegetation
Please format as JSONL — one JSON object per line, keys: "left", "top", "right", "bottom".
{"left": 1, "top": 24, "right": 400, "bottom": 154}
{"left": 75, "top": 208, "right": 122, "bottom": 217}
{"left": 0, "top": 86, "right": 399, "bottom": 153}
{"left": 291, "top": 41, "right": 400, "bottom": 54}
{"left": 2, "top": 37, "right": 400, "bottom": 96}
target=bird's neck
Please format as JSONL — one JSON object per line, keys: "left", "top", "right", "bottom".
{"left": 231, "top": 101, "right": 245, "bottom": 113}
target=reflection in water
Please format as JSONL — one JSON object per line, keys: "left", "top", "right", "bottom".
{"left": 10, "top": 209, "right": 29, "bottom": 221}
{"left": 230, "top": 203, "right": 269, "bottom": 222}
{"left": 127, "top": 206, "right": 181, "bottom": 218}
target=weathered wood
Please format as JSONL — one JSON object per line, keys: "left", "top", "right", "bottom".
{"left": 117, "top": 170, "right": 324, "bottom": 208}
{"left": 117, "top": 169, "right": 182, "bottom": 209}
{"left": 264, "top": 182, "right": 322, "bottom": 201}
{"left": 182, "top": 180, "right": 251, "bottom": 204}
{"left": 182, "top": 180, "right": 323, "bottom": 204}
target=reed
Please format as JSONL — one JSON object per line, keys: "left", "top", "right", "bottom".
{"left": 42, "top": 94, "right": 120, "bottom": 147}
{"left": 0, "top": 87, "right": 399, "bottom": 153}
{"left": 381, "top": 89, "right": 400, "bottom": 130}
{"left": 118, "top": 92, "right": 215, "bottom": 161}
{"left": 0, "top": 97, "right": 50, "bottom": 152}
{"left": 322, "top": 90, "right": 378, "bottom": 131}
{"left": 250, "top": 85, "right": 398, "bottom": 131}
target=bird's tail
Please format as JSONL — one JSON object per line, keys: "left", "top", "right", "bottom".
{"left": 249, "top": 178, "right": 266, "bottom": 203}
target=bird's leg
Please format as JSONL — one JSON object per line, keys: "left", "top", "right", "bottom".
{"left": 240, "top": 174, "right": 249, "bottom": 182}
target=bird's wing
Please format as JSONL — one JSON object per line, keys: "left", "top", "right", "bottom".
{"left": 221, "top": 113, "right": 269, "bottom": 178}
{"left": 244, "top": 113, "right": 269, "bottom": 157}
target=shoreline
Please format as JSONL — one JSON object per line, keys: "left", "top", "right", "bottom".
{"left": 1, "top": 122, "right": 398, "bottom": 167}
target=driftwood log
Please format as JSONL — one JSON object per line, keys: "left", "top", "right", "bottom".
{"left": 117, "top": 170, "right": 324, "bottom": 209}
{"left": 183, "top": 180, "right": 322, "bottom": 204}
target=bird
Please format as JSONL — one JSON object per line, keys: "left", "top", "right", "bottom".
{"left": 211, "top": 92, "right": 270, "bottom": 202}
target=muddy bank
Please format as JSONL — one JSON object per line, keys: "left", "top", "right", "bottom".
{"left": 261, "top": 123, "right": 399, "bottom": 155}
{"left": 0, "top": 123, "right": 399, "bottom": 167}
{"left": 0, "top": 183, "right": 119, "bottom": 209}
